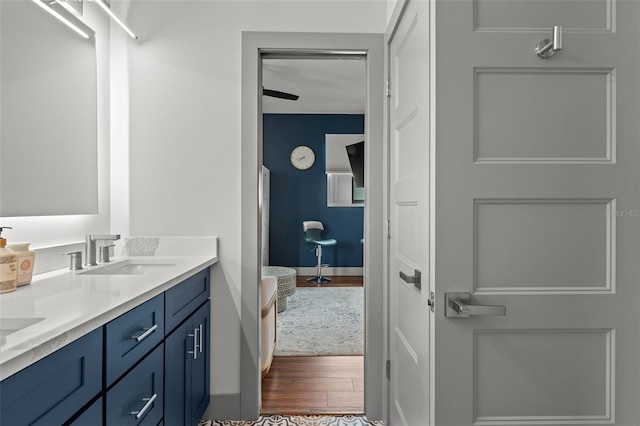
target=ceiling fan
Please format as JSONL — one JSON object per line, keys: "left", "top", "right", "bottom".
{"left": 262, "top": 88, "right": 299, "bottom": 101}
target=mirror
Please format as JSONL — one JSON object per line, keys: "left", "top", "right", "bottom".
{"left": 325, "top": 134, "right": 365, "bottom": 207}
{"left": 327, "top": 173, "right": 364, "bottom": 207}
{"left": 0, "top": 0, "right": 98, "bottom": 217}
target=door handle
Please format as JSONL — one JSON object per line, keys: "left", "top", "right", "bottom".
{"left": 130, "top": 393, "right": 157, "bottom": 420}
{"left": 131, "top": 324, "right": 158, "bottom": 343}
{"left": 535, "top": 25, "right": 562, "bottom": 59}
{"left": 445, "top": 293, "right": 506, "bottom": 317}
{"left": 399, "top": 269, "right": 421, "bottom": 290}
{"left": 188, "top": 327, "right": 198, "bottom": 360}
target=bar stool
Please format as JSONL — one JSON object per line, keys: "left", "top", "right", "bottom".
{"left": 303, "top": 221, "right": 337, "bottom": 284}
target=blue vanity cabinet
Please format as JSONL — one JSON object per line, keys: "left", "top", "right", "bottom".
{"left": 106, "top": 344, "right": 164, "bottom": 426}
{"left": 164, "top": 317, "right": 192, "bottom": 424}
{"left": 68, "top": 397, "right": 103, "bottom": 426}
{"left": 165, "top": 268, "right": 209, "bottom": 332}
{"left": 0, "top": 266, "right": 211, "bottom": 426}
{"left": 165, "top": 300, "right": 211, "bottom": 426}
{"left": 105, "top": 294, "right": 165, "bottom": 387}
{"left": 0, "top": 328, "right": 103, "bottom": 426}
{"left": 190, "top": 299, "right": 211, "bottom": 422}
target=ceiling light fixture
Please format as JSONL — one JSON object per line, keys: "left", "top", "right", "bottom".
{"left": 32, "top": 0, "right": 92, "bottom": 39}
{"left": 57, "top": 0, "right": 83, "bottom": 16}
{"left": 94, "top": 0, "right": 137, "bottom": 39}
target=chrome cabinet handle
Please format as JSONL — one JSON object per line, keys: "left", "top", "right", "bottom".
{"left": 399, "top": 269, "right": 421, "bottom": 290}
{"left": 188, "top": 327, "right": 198, "bottom": 360}
{"left": 131, "top": 324, "right": 158, "bottom": 342}
{"left": 198, "top": 323, "right": 203, "bottom": 354}
{"left": 130, "top": 393, "right": 157, "bottom": 420}
{"left": 445, "top": 293, "right": 506, "bottom": 317}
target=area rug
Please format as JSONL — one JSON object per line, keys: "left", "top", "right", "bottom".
{"left": 275, "top": 287, "right": 364, "bottom": 356}
{"left": 200, "top": 415, "right": 383, "bottom": 425}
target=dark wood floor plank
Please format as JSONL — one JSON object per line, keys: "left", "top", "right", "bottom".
{"left": 352, "top": 377, "right": 364, "bottom": 392}
{"left": 262, "top": 377, "right": 354, "bottom": 392}
{"left": 261, "top": 355, "right": 364, "bottom": 415}
{"left": 327, "top": 391, "right": 366, "bottom": 407}
{"left": 266, "top": 365, "right": 363, "bottom": 379}
{"left": 262, "top": 391, "right": 328, "bottom": 406}
{"left": 261, "top": 293, "right": 364, "bottom": 415}
{"left": 266, "top": 369, "right": 363, "bottom": 379}
{"left": 296, "top": 275, "right": 363, "bottom": 287}
{"left": 307, "top": 406, "right": 365, "bottom": 415}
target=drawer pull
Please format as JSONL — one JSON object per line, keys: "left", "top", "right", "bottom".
{"left": 198, "top": 323, "right": 204, "bottom": 353}
{"left": 188, "top": 327, "right": 199, "bottom": 360}
{"left": 131, "top": 324, "right": 158, "bottom": 342}
{"left": 130, "top": 393, "right": 157, "bottom": 420}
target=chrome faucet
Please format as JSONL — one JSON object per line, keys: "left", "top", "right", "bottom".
{"left": 85, "top": 234, "right": 120, "bottom": 266}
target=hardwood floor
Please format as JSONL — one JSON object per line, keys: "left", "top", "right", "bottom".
{"left": 262, "top": 356, "right": 364, "bottom": 415}
{"left": 262, "top": 276, "right": 364, "bottom": 415}
{"left": 296, "top": 275, "right": 363, "bottom": 287}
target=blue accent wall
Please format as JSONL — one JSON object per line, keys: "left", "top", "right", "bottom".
{"left": 263, "top": 114, "right": 364, "bottom": 269}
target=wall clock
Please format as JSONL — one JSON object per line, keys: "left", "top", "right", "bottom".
{"left": 290, "top": 145, "right": 315, "bottom": 170}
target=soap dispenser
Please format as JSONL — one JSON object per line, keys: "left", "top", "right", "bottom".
{"left": 0, "top": 227, "right": 17, "bottom": 294}
{"left": 7, "top": 242, "right": 36, "bottom": 286}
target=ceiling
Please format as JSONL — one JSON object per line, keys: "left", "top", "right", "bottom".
{"left": 262, "top": 58, "right": 366, "bottom": 114}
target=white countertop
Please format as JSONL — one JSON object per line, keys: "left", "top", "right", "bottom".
{"left": 0, "top": 237, "right": 218, "bottom": 381}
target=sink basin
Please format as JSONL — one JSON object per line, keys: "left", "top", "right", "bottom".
{"left": 96, "top": 264, "right": 177, "bottom": 275}
{"left": 80, "top": 259, "right": 178, "bottom": 276}
{"left": 0, "top": 317, "right": 46, "bottom": 340}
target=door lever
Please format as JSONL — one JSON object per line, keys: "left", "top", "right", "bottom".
{"left": 399, "top": 269, "right": 421, "bottom": 290}
{"left": 535, "top": 25, "right": 562, "bottom": 59}
{"left": 445, "top": 293, "right": 506, "bottom": 317}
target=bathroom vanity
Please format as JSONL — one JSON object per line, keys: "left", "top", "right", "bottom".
{"left": 0, "top": 247, "right": 217, "bottom": 426}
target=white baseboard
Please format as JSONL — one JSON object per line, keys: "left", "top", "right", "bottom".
{"left": 295, "top": 267, "right": 363, "bottom": 276}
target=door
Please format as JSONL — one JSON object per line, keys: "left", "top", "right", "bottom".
{"left": 165, "top": 315, "right": 191, "bottom": 425}
{"left": 165, "top": 301, "right": 211, "bottom": 426}
{"left": 388, "top": 1, "right": 431, "bottom": 424}
{"left": 433, "top": 0, "right": 640, "bottom": 425}
{"left": 191, "top": 300, "right": 211, "bottom": 424}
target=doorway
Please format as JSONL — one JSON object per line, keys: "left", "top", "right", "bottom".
{"left": 261, "top": 55, "right": 367, "bottom": 414}
{"left": 240, "top": 32, "right": 384, "bottom": 420}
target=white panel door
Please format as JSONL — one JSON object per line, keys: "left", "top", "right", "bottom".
{"left": 388, "top": 1, "right": 431, "bottom": 425}
{"left": 433, "top": 0, "right": 640, "bottom": 425}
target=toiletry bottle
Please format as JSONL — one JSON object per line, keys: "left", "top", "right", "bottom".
{"left": 0, "top": 227, "right": 17, "bottom": 294}
{"left": 7, "top": 243, "right": 36, "bottom": 286}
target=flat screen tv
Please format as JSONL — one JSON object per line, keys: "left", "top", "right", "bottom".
{"left": 346, "top": 141, "right": 365, "bottom": 188}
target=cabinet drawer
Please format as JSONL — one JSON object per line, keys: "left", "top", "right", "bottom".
{"left": 165, "top": 268, "right": 210, "bottom": 333}
{"left": 105, "top": 294, "right": 164, "bottom": 386}
{"left": 106, "top": 343, "right": 164, "bottom": 426}
{"left": 68, "top": 397, "right": 102, "bottom": 426}
{"left": 0, "top": 328, "right": 103, "bottom": 426}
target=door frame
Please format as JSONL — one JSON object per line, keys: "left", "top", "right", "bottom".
{"left": 241, "top": 31, "right": 384, "bottom": 420}
{"left": 384, "top": 0, "right": 436, "bottom": 423}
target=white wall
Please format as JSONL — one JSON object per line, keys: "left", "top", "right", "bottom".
{"left": 112, "top": 0, "right": 387, "bottom": 407}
